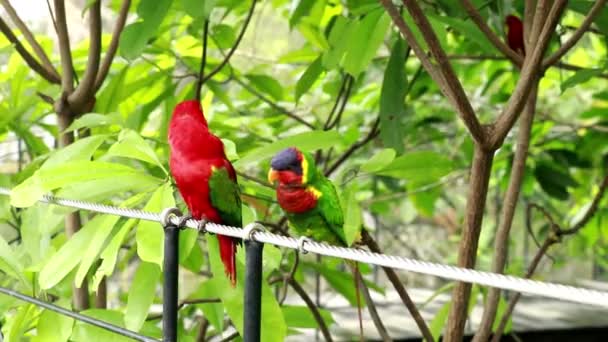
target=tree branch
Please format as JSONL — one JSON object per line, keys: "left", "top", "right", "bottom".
{"left": 543, "top": 0, "right": 607, "bottom": 68}
{"left": 460, "top": 0, "right": 523, "bottom": 66}
{"left": 68, "top": 0, "right": 101, "bottom": 110}
{"left": 0, "top": 17, "right": 60, "bottom": 84}
{"left": 356, "top": 271, "right": 393, "bottom": 342}
{"left": 94, "top": 0, "right": 131, "bottom": 92}
{"left": 0, "top": 0, "right": 59, "bottom": 78}
{"left": 490, "top": 0, "right": 567, "bottom": 148}
{"left": 195, "top": 19, "right": 210, "bottom": 101}
{"left": 492, "top": 174, "right": 608, "bottom": 340}
{"left": 401, "top": 0, "right": 485, "bottom": 144}
{"left": 53, "top": 0, "right": 74, "bottom": 92}
{"left": 200, "top": 0, "right": 256, "bottom": 85}
{"left": 523, "top": 0, "right": 535, "bottom": 48}
{"left": 325, "top": 118, "right": 379, "bottom": 177}
{"left": 474, "top": 83, "right": 538, "bottom": 342}
{"left": 360, "top": 230, "right": 434, "bottom": 342}
{"left": 289, "top": 278, "right": 334, "bottom": 342}
{"left": 234, "top": 76, "right": 315, "bottom": 129}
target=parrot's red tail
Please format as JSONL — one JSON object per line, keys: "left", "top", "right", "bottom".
{"left": 218, "top": 234, "right": 237, "bottom": 286}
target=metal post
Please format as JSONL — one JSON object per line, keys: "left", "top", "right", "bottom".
{"left": 244, "top": 240, "right": 264, "bottom": 342}
{"left": 163, "top": 225, "right": 179, "bottom": 342}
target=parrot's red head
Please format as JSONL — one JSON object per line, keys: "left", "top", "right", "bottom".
{"left": 268, "top": 147, "right": 305, "bottom": 186}
{"left": 171, "top": 100, "right": 208, "bottom": 128}
{"left": 505, "top": 15, "right": 522, "bottom": 27}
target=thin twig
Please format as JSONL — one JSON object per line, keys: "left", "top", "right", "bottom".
{"left": 361, "top": 230, "right": 434, "bottom": 342}
{"left": 0, "top": 18, "right": 60, "bottom": 84}
{"left": 233, "top": 76, "right": 315, "bottom": 129}
{"left": 147, "top": 298, "right": 221, "bottom": 321}
{"left": 325, "top": 118, "right": 379, "bottom": 176}
{"left": 94, "top": 0, "right": 131, "bottom": 91}
{"left": 356, "top": 270, "right": 393, "bottom": 342}
{"left": 200, "top": 0, "right": 257, "bottom": 84}
{"left": 543, "top": 0, "right": 607, "bottom": 68}
{"left": 0, "top": 0, "right": 58, "bottom": 78}
{"left": 195, "top": 19, "right": 210, "bottom": 101}
{"left": 289, "top": 278, "right": 334, "bottom": 342}
{"left": 460, "top": 0, "right": 523, "bottom": 66}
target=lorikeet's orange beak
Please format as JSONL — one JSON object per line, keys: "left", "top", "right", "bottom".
{"left": 268, "top": 169, "right": 279, "bottom": 184}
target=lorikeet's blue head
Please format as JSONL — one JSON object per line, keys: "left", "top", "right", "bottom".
{"left": 268, "top": 147, "right": 316, "bottom": 186}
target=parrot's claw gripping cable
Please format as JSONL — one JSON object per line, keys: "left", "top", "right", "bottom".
{"left": 160, "top": 207, "right": 183, "bottom": 229}
{"left": 243, "top": 222, "right": 266, "bottom": 241}
{"left": 297, "top": 236, "right": 311, "bottom": 254}
{"left": 196, "top": 218, "right": 209, "bottom": 234}
{"left": 175, "top": 213, "right": 193, "bottom": 230}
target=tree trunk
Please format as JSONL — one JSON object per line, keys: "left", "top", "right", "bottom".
{"left": 444, "top": 144, "right": 494, "bottom": 341}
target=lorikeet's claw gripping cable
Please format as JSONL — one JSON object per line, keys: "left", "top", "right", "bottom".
{"left": 1, "top": 187, "right": 608, "bottom": 309}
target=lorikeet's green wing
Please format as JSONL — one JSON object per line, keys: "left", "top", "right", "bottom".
{"left": 209, "top": 166, "right": 242, "bottom": 227}
{"left": 315, "top": 176, "right": 346, "bottom": 246}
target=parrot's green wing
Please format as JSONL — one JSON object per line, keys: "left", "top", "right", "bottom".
{"left": 315, "top": 177, "right": 346, "bottom": 245}
{"left": 209, "top": 167, "right": 242, "bottom": 227}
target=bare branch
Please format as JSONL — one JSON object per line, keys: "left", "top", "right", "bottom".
{"left": 325, "top": 118, "right": 379, "bottom": 176}
{"left": 94, "top": 0, "right": 131, "bottom": 91}
{"left": 379, "top": 0, "right": 485, "bottom": 144}
{"left": 543, "top": 0, "right": 607, "bottom": 68}
{"left": 200, "top": 0, "right": 256, "bottom": 84}
{"left": 356, "top": 270, "right": 393, "bottom": 341}
{"left": 490, "top": 0, "right": 567, "bottom": 148}
{"left": 0, "top": 17, "right": 60, "bottom": 83}
{"left": 460, "top": 0, "right": 523, "bottom": 66}
{"left": 234, "top": 76, "right": 315, "bottom": 129}
{"left": 195, "top": 19, "right": 210, "bottom": 101}
{"left": 68, "top": 0, "right": 102, "bottom": 110}
{"left": 53, "top": 0, "right": 74, "bottom": 92}
{"left": 361, "top": 230, "right": 434, "bottom": 342}
{"left": 523, "top": 0, "right": 535, "bottom": 48}
{"left": 401, "top": 0, "right": 485, "bottom": 144}
{"left": 529, "top": 0, "right": 550, "bottom": 48}
{"left": 0, "top": 0, "right": 59, "bottom": 78}
{"left": 474, "top": 84, "right": 538, "bottom": 342}
{"left": 289, "top": 278, "right": 334, "bottom": 342}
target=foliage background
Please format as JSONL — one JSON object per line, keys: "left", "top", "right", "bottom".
{"left": 0, "top": 0, "right": 607, "bottom": 340}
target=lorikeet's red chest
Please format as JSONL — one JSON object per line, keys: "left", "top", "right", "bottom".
{"left": 276, "top": 185, "right": 319, "bottom": 214}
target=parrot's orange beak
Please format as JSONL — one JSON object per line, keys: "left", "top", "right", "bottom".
{"left": 268, "top": 169, "right": 279, "bottom": 184}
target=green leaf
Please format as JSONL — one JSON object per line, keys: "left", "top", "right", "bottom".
{"left": 11, "top": 161, "right": 161, "bottom": 207}
{"left": 561, "top": 68, "right": 604, "bottom": 93}
{"left": 96, "top": 67, "right": 128, "bottom": 113}
{"left": 0, "top": 235, "right": 25, "bottom": 283}
{"left": 119, "top": 0, "right": 172, "bottom": 59}
{"left": 43, "top": 135, "right": 107, "bottom": 169}
{"left": 342, "top": 9, "right": 390, "bottom": 76}
{"left": 107, "top": 129, "right": 167, "bottom": 173}
{"left": 71, "top": 309, "right": 161, "bottom": 342}
{"left": 136, "top": 182, "right": 175, "bottom": 266}
{"left": 282, "top": 305, "right": 334, "bottom": 329}
{"left": 409, "top": 181, "right": 440, "bottom": 217}
{"left": 74, "top": 214, "right": 121, "bottom": 287}
{"left": 379, "top": 39, "right": 408, "bottom": 153}
{"left": 235, "top": 131, "right": 341, "bottom": 167}
{"left": 181, "top": 0, "right": 216, "bottom": 19}
{"left": 4, "top": 304, "right": 37, "bottom": 341}
{"left": 212, "top": 24, "right": 236, "bottom": 49}
{"left": 21, "top": 205, "right": 63, "bottom": 265}
{"left": 245, "top": 74, "right": 284, "bottom": 101}
{"left": 375, "top": 151, "right": 453, "bottom": 183}
{"left": 322, "top": 16, "right": 354, "bottom": 69}
{"left": 65, "top": 113, "right": 123, "bottom": 132}
{"left": 192, "top": 279, "right": 224, "bottom": 332}
{"left": 290, "top": 0, "right": 315, "bottom": 28}
{"left": 34, "top": 299, "right": 73, "bottom": 342}
{"left": 93, "top": 219, "right": 138, "bottom": 289}
{"left": 361, "top": 148, "right": 396, "bottom": 173}
{"left": 429, "top": 14, "right": 495, "bottom": 54}
{"left": 125, "top": 262, "right": 161, "bottom": 331}
{"left": 430, "top": 301, "right": 451, "bottom": 341}
{"left": 295, "top": 55, "right": 323, "bottom": 103}
{"left": 342, "top": 186, "right": 362, "bottom": 246}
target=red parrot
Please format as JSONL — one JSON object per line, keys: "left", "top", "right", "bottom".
{"left": 506, "top": 15, "right": 525, "bottom": 56}
{"left": 168, "top": 100, "right": 241, "bottom": 286}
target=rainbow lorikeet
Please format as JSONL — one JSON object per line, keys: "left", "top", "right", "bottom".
{"left": 168, "top": 100, "right": 241, "bottom": 286}
{"left": 506, "top": 14, "right": 525, "bottom": 56}
{"left": 268, "top": 147, "right": 364, "bottom": 337}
